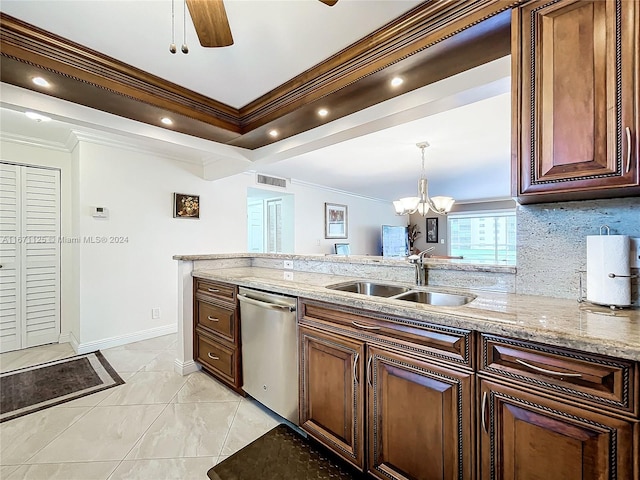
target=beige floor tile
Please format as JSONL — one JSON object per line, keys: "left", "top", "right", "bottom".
{"left": 108, "top": 457, "right": 215, "bottom": 480}
{"left": 0, "top": 407, "right": 90, "bottom": 465}
{"left": 220, "top": 398, "right": 281, "bottom": 456}
{"left": 28, "top": 405, "right": 165, "bottom": 463}
{"left": 141, "top": 351, "right": 179, "bottom": 372}
{"left": 99, "top": 371, "right": 188, "bottom": 406}
{"left": 0, "top": 343, "right": 75, "bottom": 373}
{"left": 109, "top": 335, "right": 177, "bottom": 352}
{"left": 6, "top": 461, "right": 119, "bottom": 480}
{"left": 125, "top": 402, "right": 239, "bottom": 460}
{"left": 175, "top": 372, "right": 243, "bottom": 403}
{"left": 0, "top": 465, "right": 20, "bottom": 477}
{"left": 216, "top": 455, "right": 229, "bottom": 464}
{"left": 99, "top": 349, "right": 162, "bottom": 373}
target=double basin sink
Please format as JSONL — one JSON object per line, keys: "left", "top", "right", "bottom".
{"left": 326, "top": 281, "right": 475, "bottom": 307}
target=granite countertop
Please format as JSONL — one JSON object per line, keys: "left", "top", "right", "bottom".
{"left": 174, "top": 253, "right": 517, "bottom": 274}
{"left": 191, "top": 266, "right": 640, "bottom": 361}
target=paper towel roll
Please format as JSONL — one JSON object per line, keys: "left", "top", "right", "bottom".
{"left": 586, "top": 235, "right": 631, "bottom": 307}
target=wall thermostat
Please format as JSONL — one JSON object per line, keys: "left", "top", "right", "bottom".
{"left": 92, "top": 206, "right": 109, "bottom": 219}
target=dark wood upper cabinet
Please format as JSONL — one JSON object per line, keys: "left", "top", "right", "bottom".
{"left": 512, "top": 0, "right": 640, "bottom": 203}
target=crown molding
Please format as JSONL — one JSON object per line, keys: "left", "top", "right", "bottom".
{"left": 0, "top": 130, "right": 71, "bottom": 151}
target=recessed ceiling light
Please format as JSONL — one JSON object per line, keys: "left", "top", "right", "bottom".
{"left": 268, "top": 129, "right": 279, "bottom": 138}
{"left": 317, "top": 108, "right": 329, "bottom": 117}
{"left": 161, "top": 117, "right": 173, "bottom": 125}
{"left": 25, "top": 111, "right": 51, "bottom": 122}
{"left": 32, "top": 77, "right": 50, "bottom": 87}
{"left": 390, "top": 77, "right": 404, "bottom": 87}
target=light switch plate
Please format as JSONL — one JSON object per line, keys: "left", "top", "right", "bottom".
{"left": 631, "top": 237, "right": 640, "bottom": 268}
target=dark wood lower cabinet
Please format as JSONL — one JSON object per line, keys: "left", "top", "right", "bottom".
{"left": 479, "top": 378, "right": 635, "bottom": 480}
{"left": 299, "top": 324, "right": 365, "bottom": 470}
{"left": 367, "top": 346, "right": 473, "bottom": 480}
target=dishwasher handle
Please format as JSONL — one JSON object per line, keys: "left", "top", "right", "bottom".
{"left": 238, "top": 293, "right": 296, "bottom": 312}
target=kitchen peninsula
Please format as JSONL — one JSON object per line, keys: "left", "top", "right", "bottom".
{"left": 175, "top": 253, "right": 639, "bottom": 480}
{"left": 175, "top": 253, "right": 639, "bottom": 368}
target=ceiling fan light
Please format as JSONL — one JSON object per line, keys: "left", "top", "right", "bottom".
{"left": 431, "top": 196, "right": 455, "bottom": 213}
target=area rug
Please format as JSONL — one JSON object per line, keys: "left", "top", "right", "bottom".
{"left": 0, "top": 351, "right": 124, "bottom": 423}
{"left": 208, "top": 424, "right": 366, "bottom": 480}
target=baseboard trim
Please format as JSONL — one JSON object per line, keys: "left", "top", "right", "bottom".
{"left": 75, "top": 324, "right": 177, "bottom": 354}
{"left": 175, "top": 359, "right": 200, "bottom": 376}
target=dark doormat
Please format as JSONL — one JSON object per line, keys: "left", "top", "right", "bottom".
{"left": 208, "top": 424, "right": 366, "bottom": 480}
{"left": 0, "top": 351, "right": 124, "bottom": 423}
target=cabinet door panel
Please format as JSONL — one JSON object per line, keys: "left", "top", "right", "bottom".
{"left": 479, "top": 378, "right": 634, "bottom": 480}
{"left": 368, "top": 346, "right": 473, "bottom": 480}
{"left": 514, "top": 0, "right": 639, "bottom": 201}
{"left": 299, "top": 325, "right": 365, "bottom": 469}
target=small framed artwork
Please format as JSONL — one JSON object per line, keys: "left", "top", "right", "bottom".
{"left": 325, "top": 203, "right": 348, "bottom": 239}
{"left": 426, "top": 217, "right": 438, "bottom": 243}
{"left": 173, "top": 193, "right": 200, "bottom": 219}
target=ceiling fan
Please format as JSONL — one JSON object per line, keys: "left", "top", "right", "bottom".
{"left": 186, "top": 0, "right": 339, "bottom": 48}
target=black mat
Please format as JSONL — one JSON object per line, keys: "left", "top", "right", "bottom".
{"left": 0, "top": 351, "right": 124, "bottom": 423}
{"left": 208, "top": 424, "right": 365, "bottom": 480}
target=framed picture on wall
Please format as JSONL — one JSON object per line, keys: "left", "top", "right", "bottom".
{"left": 173, "top": 193, "right": 200, "bottom": 219}
{"left": 426, "top": 217, "right": 438, "bottom": 243}
{"left": 324, "top": 203, "right": 348, "bottom": 239}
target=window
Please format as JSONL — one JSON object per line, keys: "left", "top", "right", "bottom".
{"left": 448, "top": 211, "right": 516, "bottom": 264}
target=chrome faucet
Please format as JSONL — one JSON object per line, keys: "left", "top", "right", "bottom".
{"left": 408, "top": 247, "right": 435, "bottom": 286}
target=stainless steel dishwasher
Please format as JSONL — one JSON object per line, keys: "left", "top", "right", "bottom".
{"left": 238, "top": 287, "right": 299, "bottom": 425}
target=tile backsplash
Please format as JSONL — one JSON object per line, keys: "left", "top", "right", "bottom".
{"left": 516, "top": 197, "right": 640, "bottom": 302}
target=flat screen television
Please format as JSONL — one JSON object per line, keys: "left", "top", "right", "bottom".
{"left": 381, "top": 225, "right": 409, "bottom": 257}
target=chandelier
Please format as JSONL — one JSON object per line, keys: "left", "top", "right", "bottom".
{"left": 393, "top": 141, "right": 455, "bottom": 216}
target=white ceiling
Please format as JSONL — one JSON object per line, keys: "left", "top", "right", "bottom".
{"left": 0, "top": 0, "right": 512, "bottom": 204}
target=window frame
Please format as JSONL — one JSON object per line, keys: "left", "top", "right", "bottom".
{"left": 446, "top": 209, "right": 516, "bottom": 264}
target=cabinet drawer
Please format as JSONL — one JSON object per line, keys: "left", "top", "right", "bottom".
{"left": 480, "top": 334, "right": 637, "bottom": 416}
{"left": 196, "top": 331, "right": 237, "bottom": 380}
{"left": 300, "top": 300, "right": 472, "bottom": 368}
{"left": 197, "top": 300, "right": 235, "bottom": 342}
{"left": 195, "top": 278, "right": 236, "bottom": 304}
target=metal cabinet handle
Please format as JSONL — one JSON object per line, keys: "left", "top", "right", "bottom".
{"left": 353, "top": 352, "right": 359, "bottom": 384}
{"left": 515, "top": 358, "right": 582, "bottom": 378}
{"left": 207, "top": 288, "right": 220, "bottom": 293}
{"left": 625, "top": 126, "right": 632, "bottom": 173}
{"left": 237, "top": 294, "right": 296, "bottom": 312}
{"left": 207, "top": 353, "right": 220, "bottom": 360}
{"left": 367, "top": 355, "right": 373, "bottom": 388}
{"left": 352, "top": 321, "right": 381, "bottom": 331}
{"left": 481, "top": 391, "right": 488, "bottom": 434}
{"left": 207, "top": 316, "right": 219, "bottom": 322}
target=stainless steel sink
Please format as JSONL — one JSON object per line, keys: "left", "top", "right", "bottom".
{"left": 326, "top": 281, "right": 411, "bottom": 297}
{"left": 393, "top": 290, "right": 475, "bottom": 306}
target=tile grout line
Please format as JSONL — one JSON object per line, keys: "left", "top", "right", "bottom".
{"left": 217, "top": 399, "right": 242, "bottom": 458}
{"left": 104, "top": 348, "right": 182, "bottom": 478}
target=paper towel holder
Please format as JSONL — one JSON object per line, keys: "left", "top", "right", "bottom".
{"left": 608, "top": 273, "right": 638, "bottom": 279}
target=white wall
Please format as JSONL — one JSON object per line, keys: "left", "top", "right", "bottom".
{"left": 2, "top": 135, "right": 404, "bottom": 350}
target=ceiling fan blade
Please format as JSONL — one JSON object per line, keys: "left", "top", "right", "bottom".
{"left": 319, "top": 0, "right": 339, "bottom": 5}
{"left": 186, "top": 0, "right": 234, "bottom": 47}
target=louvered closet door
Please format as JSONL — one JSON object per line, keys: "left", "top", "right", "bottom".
{"left": 0, "top": 164, "right": 21, "bottom": 352}
{"left": 0, "top": 164, "right": 60, "bottom": 353}
{"left": 21, "top": 167, "right": 60, "bottom": 348}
